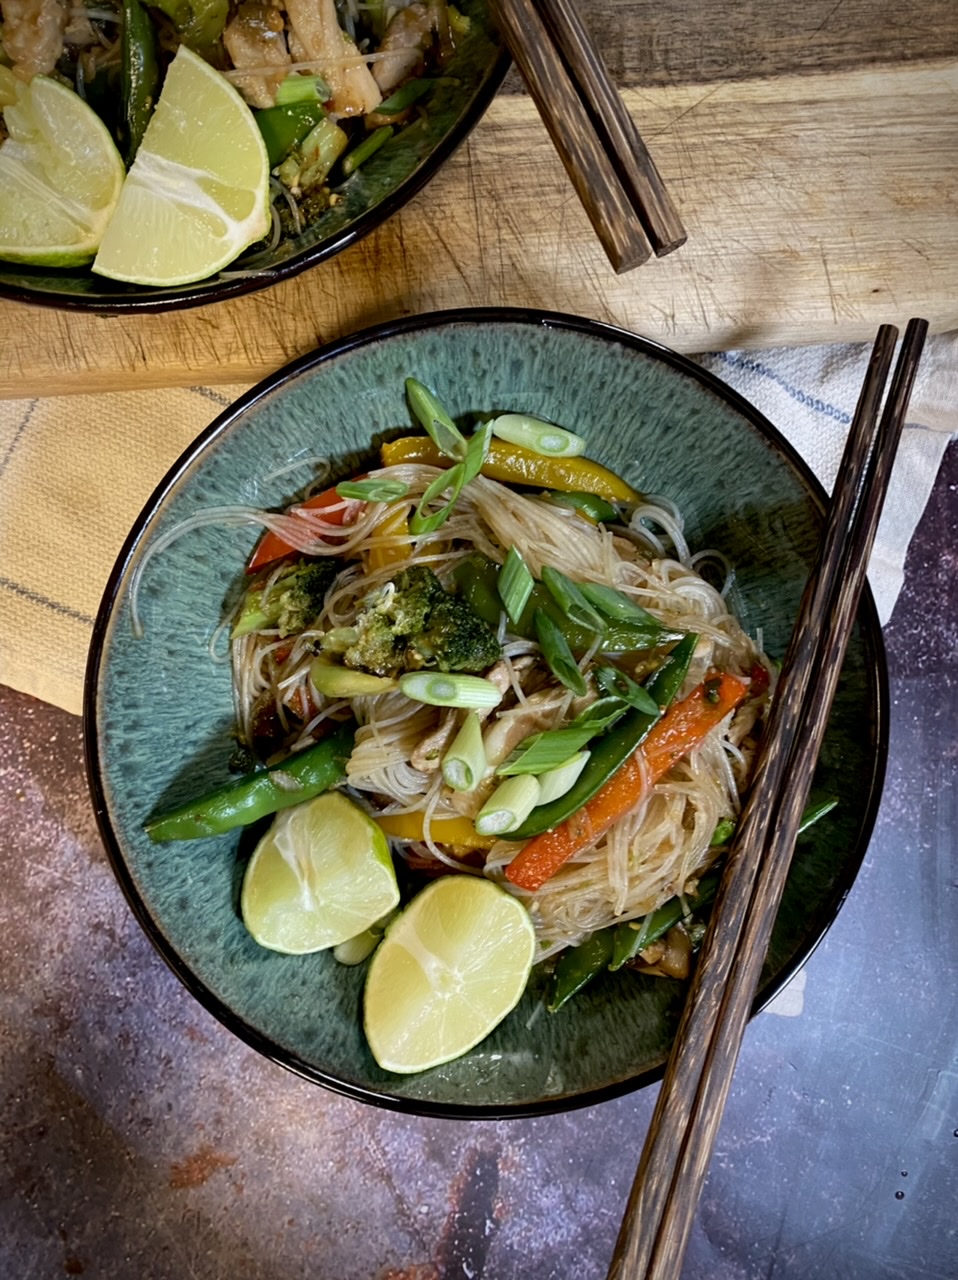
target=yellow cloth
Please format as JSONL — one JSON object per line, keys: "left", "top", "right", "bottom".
{"left": 0, "top": 384, "right": 250, "bottom": 715}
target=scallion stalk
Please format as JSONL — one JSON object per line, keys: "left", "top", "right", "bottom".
{"left": 441, "top": 712, "right": 487, "bottom": 791}
{"left": 335, "top": 478, "right": 409, "bottom": 503}
{"left": 498, "top": 547, "right": 534, "bottom": 625}
{"left": 534, "top": 610, "right": 587, "bottom": 696}
{"left": 399, "top": 671, "right": 502, "bottom": 710}
{"left": 594, "top": 665, "right": 659, "bottom": 714}
{"left": 408, "top": 421, "right": 492, "bottom": 535}
{"left": 541, "top": 565, "right": 606, "bottom": 633}
{"left": 404, "top": 377, "right": 467, "bottom": 460}
{"left": 275, "top": 73, "right": 330, "bottom": 106}
{"left": 490, "top": 413, "right": 586, "bottom": 457}
{"left": 534, "top": 752, "right": 590, "bottom": 804}
{"left": 341, "top": 124, "right": 393, "bottom": 175}
{"left": 496, "top": 728, "right": 593, "bottom": 776}
{"left": 377, "top": 78, "right": 432, "bottom": 114}
{"left": 475, "top": 775, "right": 541, "bottom": 835}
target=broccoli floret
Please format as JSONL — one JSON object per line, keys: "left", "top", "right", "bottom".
{"left": 342, "top": 565, "right": 501, "bottom": 676}
{"left": 232, "top": 559, "right": 340, "bottom": 639}
{"left": 411, "top": 595, "right": 503, "bottom": 672}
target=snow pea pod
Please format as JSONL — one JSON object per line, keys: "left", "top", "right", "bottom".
{"left": 145, "top": 721, "right": 356, "bottom": 842}
{"left": 508, "top": 631, "right": 698, "bottom": 840}
{"left": 256, "top": 101, "right": 327, "bottom": 168}
{"left": 120, "top": 0, "right": 159, "bottom": 163}
{"left": 548, "top": 927, "right": 614, "bottom": 1012}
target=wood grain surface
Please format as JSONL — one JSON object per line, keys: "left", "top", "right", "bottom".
{"left": 1, "top": 1, "right": 956, "bottom": 398}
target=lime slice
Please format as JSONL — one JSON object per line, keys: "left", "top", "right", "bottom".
{"left": 364, "top": 877, "right": 536, "bottom": 1074}
{"left": 0, "top": 76, "right": 124, "bottom": 266}
{"left": 241, "top": 792, "right": 399, "bottom": 954}
{"left": 93, "top": 45, "right": 270, "bottom": 287}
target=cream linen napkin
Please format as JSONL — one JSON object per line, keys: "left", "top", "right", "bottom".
{"left": 1, "top": 335, "right": 955, "bottom": 718}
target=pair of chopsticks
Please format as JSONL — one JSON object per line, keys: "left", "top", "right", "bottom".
{"left": 607, "top": 318, "right": 929, "bottom": 1280}
{"left": 489, "top": 0, "right": 686, "bottom": 272}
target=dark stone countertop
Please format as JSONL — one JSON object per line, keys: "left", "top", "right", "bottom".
{"left": 2, "top": 441, "right": 955, "bottom": 1280}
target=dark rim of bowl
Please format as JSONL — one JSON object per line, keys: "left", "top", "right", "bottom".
{"left": 0, "top": 47, "right": 511, "bottom": 315}
{"left": 83, "top": 307, "right": 889, "bottom": 1119}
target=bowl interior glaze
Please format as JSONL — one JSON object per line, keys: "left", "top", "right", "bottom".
{"left": 85, "top": 310, "right": 886, "bottom": 1117}
{"left": 0, "top": 6, "right": 507, "bottom": 313}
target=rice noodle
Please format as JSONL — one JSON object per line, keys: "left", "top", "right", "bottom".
{"left": 211, "top": 458, "right": 772, "bottom": 955}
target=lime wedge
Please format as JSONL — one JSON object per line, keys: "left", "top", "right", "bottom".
{"left": 0, "top": 75, "right": 124, "bottom": 266}
{"left": 93, "top": 45, "right": 270, "bottom": 287}
{"left": 364, "top": 877, "right": 536, "bottom": 1074}
{"left": 241, "top": 793, "right": 399, "bottom": 954}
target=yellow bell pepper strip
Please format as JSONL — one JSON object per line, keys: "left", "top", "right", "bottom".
{"left": 368, "top": 504, "right": 411, "bottom": 572}
{"left": 380, "top": 436, "right": 639, "bottom": 505}
{"left": 374, "top": 811, "right": 497, "bottom": 851}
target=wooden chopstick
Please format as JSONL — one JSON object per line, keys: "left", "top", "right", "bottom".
{"left": 607, "top": 318, "right": 929, "bottom": 1280}
{"left": 535, "top": 0, "right": 687, "bottom": 256}
{"left": 489, "top": 0, "right": 684, "bottom": 272}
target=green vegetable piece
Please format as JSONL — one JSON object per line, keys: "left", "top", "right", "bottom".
{"left": 274, "top": 74, "right": 330, "bottom": 107}
{"left": 507, "top": 631, "right": 698, "bottom": 840}
{"left": 535, "top": 752, "right": 590, "bottom": 805}
{"left": 498, "top": 546, "right": 534, "bottom": 625}
{"left": 491, "top": 413, "right": 586, "bottom": 458}
{"left": 377, "top": 78, "right": 433, "bottom": 114}
{"left": 399, "top": 672, "right": 502, "bottom": 710}
{"left": 545, "top": 490, "right": 619, "bottom": 524}
{"left": 404, "top": 377, "right": 467, "bottom": 460}
{"left": 475, "top": 774, "right": 541, "bottom": 835}
{"left": 231, "top": 558, "right": 340, "bottom": 639}
{"left": 534, "top": 609, "right": 587, "bottom": 696}
{"left": 541, "top": 565, "right": 606, "bottom": 633}
{"left": 578, "top": 581, "right": 661, "bottom": 627}
{"left": 342, "top": 124, "right": 393, "bottom": 176}
{"left": 255, "top": 101, "right": 326, "bottom": 168}
{"left": 150, "top": 0, "right": 227, "bottom": 46}
{"left": 277, "top": 116, "right": 348, "bottom": 193}
{"left": 442, "top": 712, "right": 486, "bottom": 792}
{"left": 335, "top": 477, "right": 409, "bottom": 503}
{"left": 548, "top": 928, "right": 614, "bottom": 1012}
{"left": 610, "top": 871, "right": 720, "bottom": 970}
{"left": 710, "top": 816, "right": 737, "bottom": 847}
{"left": 120, "top": 0, "right": 159, "bottom": 164}
{"left": 144, "top": 721, "right": 356, "bottom": 842}
{"left": 594, "top": 664, "right": 660, "bottom": 715}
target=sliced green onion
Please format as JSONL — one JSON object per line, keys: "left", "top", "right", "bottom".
{"left": 320, "top": 626, "right": 358, "bottom": 653}
{"left": 377, "top": 78, "right": 432, "bottom": 114}
{"left": 498, "top": 547, "right": 534, "bottom": 625}
{"left": 405, "top": 377, "right": 467, "bottom": 460}
{"left": 545, "top": 490, "right": 619, "bottom": 524}
{"left": 535, "top": 752, "right": 590, "bottom": 804}
{"left": 571, "top": 696, "right": 629, "bottom": 734}
{"left": 409, "top": 461, "right": 466, "bottom": 535}
{"left": 594, "top": 665, "right": 659, "bottom": 715}
{"left": 496, "top": 728, "right": 592, "bottom": 776}
{"left": 399, "top": 671, "right": 502, "bottom": 710}
{"left": 275, "top": 73, "right": 330, "bottom": 105}
{"left": 578, "top": 582, "right": 660, "bottom": 626}
{"left": 461, "top": 419, "right": 493, "bottom": 482}
{"left": 798, "top": 796, "right": 838, "bottom": 831}
{"left": 441, "top": 712, "right": 486, "bottom": 791}
{"left": 335, "top": 478, "right": 409, "bottom": 503}
{"left": 475, "top": 775, "right": 541, "bottom": 835}
{"left": 332, "top": 908, "right": 396, "bottom": 965}
{"left": 534, "top": 610, "right": 586, "bottom": 696}
{"left": 490, "top": 413, "right": 586, "bottom": 458}
{"left": 341, "top": 124, "right": 393, "bottom": 175}
{"left": 310, "top": 656, "right": 396, "bottom": 697}
{"left": 541, "top": 566, "right": 606, "bottom": 633}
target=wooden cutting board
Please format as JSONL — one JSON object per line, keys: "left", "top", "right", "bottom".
{"left": 2, "top": 1, "right": 956, "bottom": 399}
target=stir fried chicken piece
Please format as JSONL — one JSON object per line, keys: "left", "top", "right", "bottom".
{"left": 372, "top": 0, "right": 450, "bottom": 95}
{"left": 1, "top": 0, "right": 67, "bottom": 78}
{"left": 224, "top": 2, "right": 291, "bottom": 109}
{"left": 285, "top": 0, "right": 380, "bottom": 117}
{"left": 410, "top": 710, "right": 459, "bottom": 773}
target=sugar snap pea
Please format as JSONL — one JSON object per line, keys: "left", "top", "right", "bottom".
{"left": 145, "top": 720, "right": 356, "bottom": 841}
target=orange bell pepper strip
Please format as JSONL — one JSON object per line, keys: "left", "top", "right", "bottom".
{"left": 367, "top": 504, "right": 411, "bottom": 572}
{"left": 505, "top": 670, "right": 749, "bottom": 892}
{"left": 246, "top": 477, "right": 367, "bottom": 573}
{"left": 380, "top": 436, "right": 639, "bottom": 505}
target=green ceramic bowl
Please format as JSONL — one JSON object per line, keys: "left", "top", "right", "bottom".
{"left": 84, "top": 309, "right": 887, "bottom": 1117}
{"left": 0, "top": 6, "right": 507, "bottom": 314}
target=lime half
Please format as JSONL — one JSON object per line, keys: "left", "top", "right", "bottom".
{"left": 93, "top": 45, "right": 270, "bottom": 287}
{"left": 0, "top": 75, "right": 124, "bottom": 266}
{"left": 241, "top": 792, "right": 399, "bottom": 954}
{"left": 364, "top": 877, "right": 536, "bottom": 1074}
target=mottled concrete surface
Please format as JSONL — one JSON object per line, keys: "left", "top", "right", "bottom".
{"left": 2, "top": 442, "right": 956, "bottom": 1280}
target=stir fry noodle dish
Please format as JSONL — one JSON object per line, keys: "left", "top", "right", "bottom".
{"left": 0, "top": 0, "right": 480, "bottom": 282}
{"left": 140, "top": 380, "right": 793, "bottom": 1075}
